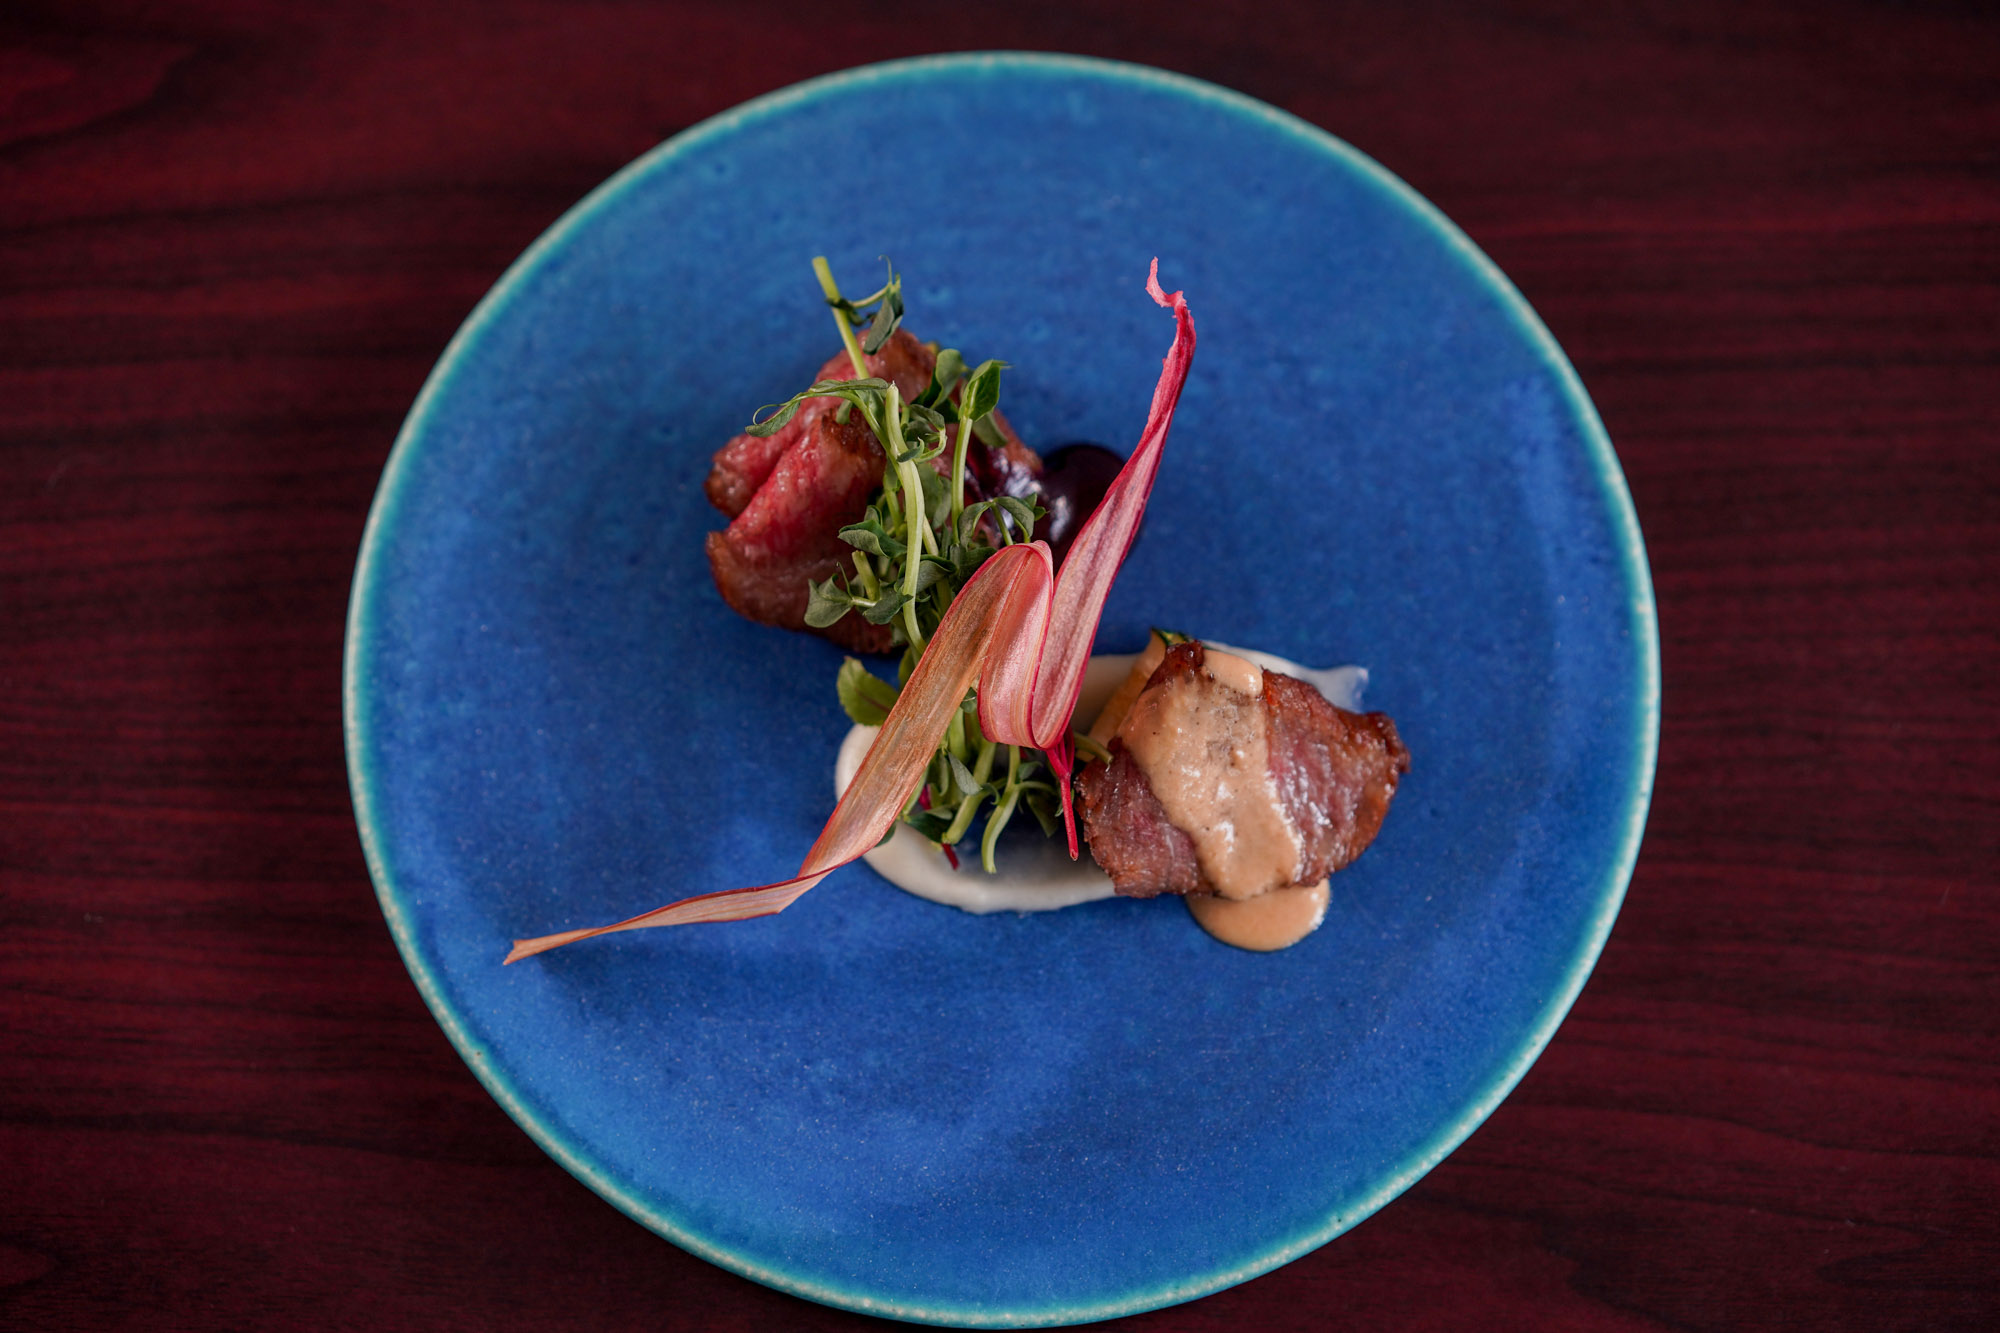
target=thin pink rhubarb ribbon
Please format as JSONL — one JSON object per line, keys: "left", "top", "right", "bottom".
{"left": 506, "top": 262, "right": 1194, "bottom": 963}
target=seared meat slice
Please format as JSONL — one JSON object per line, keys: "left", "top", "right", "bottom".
{"left": 702, "top": 426, "right": 792, "bottom": 521}
{"left": 1075, "top": 743, "right": 1209, "bottom": 897}
{"left": 1264, "top": 657, "right": 1408, "bottom": 882}
{"left": 705, "top": 403, "right": 898, "bottom": 652}
{"left": 704, "top": 328, "right": 1041, "bottom": 652}
{"left": 705, "top": 332, "right": 934, "bottom": 653}
{"left": 704, "top": 331, "right": 936, "bottom": 520}
{"left": 1077, "top": 641, "right": 1409, "bottom": 898}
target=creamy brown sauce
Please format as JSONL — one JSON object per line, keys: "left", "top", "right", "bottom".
{"left": 1086, "top": 635, "right": 1168, "bottom": 746}
{"left": 1118, "top": 650, "right": 1303, "bottom": 901}
{"left": 1200, "top": 647, "right": 1264, "bottom": 698}
{"left": 1187, "top": 879, "right": 1330, "bottom": 951}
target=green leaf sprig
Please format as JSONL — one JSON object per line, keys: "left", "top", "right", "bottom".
{"left": 769, "top": 257, "right": 1069, "bottom": 868}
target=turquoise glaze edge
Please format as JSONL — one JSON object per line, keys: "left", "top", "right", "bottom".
{"left": 342, "top": 51, "right": 1661, "bottom": 1328}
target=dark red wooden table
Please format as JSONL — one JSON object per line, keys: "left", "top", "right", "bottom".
{"left": 5, "top": 2, "right": 1995, "bottom": 1328}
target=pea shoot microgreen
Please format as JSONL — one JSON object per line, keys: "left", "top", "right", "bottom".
{"left": 775, "top": 257, "right": 1080, "bottom": 868}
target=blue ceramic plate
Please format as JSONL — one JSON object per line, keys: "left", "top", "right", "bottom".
{"left": 345, "top": 54, "right": 1657, "bottom": 1327}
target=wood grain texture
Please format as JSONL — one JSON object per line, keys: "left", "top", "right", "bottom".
{"left": 2, "top": 1, "right": 1995, "bottom": 1328}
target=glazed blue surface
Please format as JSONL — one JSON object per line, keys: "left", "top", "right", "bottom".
{"left": 345, "top": 55, "right": 1657, "bottom": 1326}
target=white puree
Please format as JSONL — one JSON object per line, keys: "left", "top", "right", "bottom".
{"left": 833, "top": 644, "right": 1366, "bottom": 916}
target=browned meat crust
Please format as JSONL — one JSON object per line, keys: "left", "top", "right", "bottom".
{"left": 704, "top": 331, "right": 936, "bottom": 520}
{"left": 1264, "top": 658, "right": 1409, "bottom": 883}
{"left": 704, "top": 329, "right": 1039, "bottom": 652}
{"left": 1075, "top": 746, "right": 1210, "bottom": 897}
{"left": 1077, "top": 641, "right": 1410, "bottom": 897}
{"left": 704, "top": 403, "right": 900, "bottom": 653}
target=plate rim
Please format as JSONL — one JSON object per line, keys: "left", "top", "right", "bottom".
{"left": 343, "top": 50, "right": 1661, "bottom": 1328}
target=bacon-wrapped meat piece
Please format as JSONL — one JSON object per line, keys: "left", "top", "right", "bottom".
{"left": 1077, "top": 641, "right": 1409, "bottom": 898}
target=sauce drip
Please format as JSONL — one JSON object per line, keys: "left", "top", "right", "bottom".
{"left": 1118, "top": 649, "right": 1304, "bottom": 901}
{"left": 1187, "top": 879, "right": 1330, "bottom": 951}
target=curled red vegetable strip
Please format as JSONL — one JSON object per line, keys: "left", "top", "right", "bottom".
{"left": 505, "top": 262, "right": 1194, "bottom": 964}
